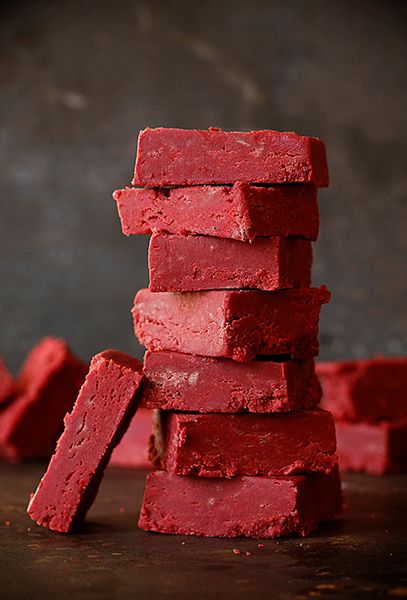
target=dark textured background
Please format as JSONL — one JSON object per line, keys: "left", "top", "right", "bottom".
{"left": 1, "top": 0, "right": 406, "bottom": 371}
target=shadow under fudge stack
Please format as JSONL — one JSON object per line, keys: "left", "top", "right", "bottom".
{"left": 114, "top": 127, "right": 342, "bottom": 538}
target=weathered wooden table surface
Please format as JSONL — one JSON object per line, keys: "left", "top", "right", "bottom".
{"left": 1, "top": 464, "right": 406, "bottom": 599}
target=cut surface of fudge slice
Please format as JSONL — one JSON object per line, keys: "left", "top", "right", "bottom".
{"left": 335, "top": 419, "right": 407, "bottom": 475}
{"left": 133, "top": 128, "right": 329, "bottom": 187}
{"left": 317, "top": 357, "right": 407, "bottom": 421}
{"left": 27, "top": 350, "right": 144, "bottom": 533}
{"left": 109, "top": 408, "right": 152, "bottom": 469}
{"left": 0, "top": 357, "right": 14, "bottom": 406}
{"left": 138, "top": 469, "right": 342, "bottom": 538}
{"left": 151, "top": 408, "right": 337, "bottom": 477}
{"left": 114, "top": 183, "right": 319, "bottom": 242}
{"left": 148, "top": 234, "right": 312, "bottom": 292}
{"left": 133, "top": 287, "right": 330, "bottom": 361}
{"left": 141, "top": 351, "right": 321, "bottom": 413}
{"left": 0, "top": 337, "right": 87, "bottom": 461}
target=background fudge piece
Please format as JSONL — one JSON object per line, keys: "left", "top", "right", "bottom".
{"left": 133, "top": 287, "right": 330, "bottom": 361}
{"left": 0, "top": 357, "right": 14, "bottom": 407}
{"left": 109, "top": 408, "right": 152, "bottom": 469}
{"left": 27, "top": 350, "right": 144, "bottom": 533}
{"left": 133, "top": 128, "right": 329, "bottom": 187}
{"left": 317, "top": 357, "right": 407, "bottom": 421}
{"left": 335, "top": 420, "right": 407, "bottom": 475}
{"left": 141, "top": 351, "right": 321, "bottom": 413}
{"left": 148, "top": 234, "right": 312, "bottom": 292}
{"left": 151, "top": 408, "right": 337, "bottom": 477}
{"left": 0, "top": 337, "right": 87, "bottom": 461}
{"left": 114, "top": 183, "right": 319, "bottom": 242}
{"left": 138, "top": 468, "right": 342, "bottom": 538}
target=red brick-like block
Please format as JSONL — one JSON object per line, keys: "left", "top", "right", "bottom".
{"left": 335, "top": 420, "right": 407, "bottom": 475}
{"left": 0, "top": 338, "right": 87, "bottom": 461}
{"left": 138, "top": 469, "right": 342, "bottom": 538}
{"left": 109, "top": 408, "right": 152, "bottom": 469}
{"left": 148, "top": 234, "right": 312, "bottom": 292}
{"left": 317, "top": 357, "right": 407, "bottom": 421}
{"left": 113, "top": 183, "right": 319, "bottom": 242}
{"left": 142, "top": 351, "right": 321, "bottom": 413}
{"left": 27, "top": 350, "right": 144, "bottom": 533}
{"left": 133, "top": 128, "right": 329, "bottom": 187}
{"left": 151, "top": 409, "right": 337, "bottom": 477}
{"left": 133, "top": 287, "right": 330, "bottom": 361}
{"left": 0, "top": 357, "right": 14, "bottom": 407}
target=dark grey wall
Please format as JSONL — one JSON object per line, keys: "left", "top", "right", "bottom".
{"left": 1, "top": 0, "right": 406, "bottom": 371}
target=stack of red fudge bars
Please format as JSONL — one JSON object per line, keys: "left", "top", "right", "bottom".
{"left": 114, "top": 127, "right": 342, "bottom": 538}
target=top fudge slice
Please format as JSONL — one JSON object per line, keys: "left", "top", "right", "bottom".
{"left": 317, "top": 357, "right": 407, "bottom": 421}
{"left": 133, "top": 128, "right": 329, "bottom": 187}
{"left": 114, "top": 183, "right": 319, "bottom": 242}
{"left": 133, "top": 287, "right": 330, "bottom": 361}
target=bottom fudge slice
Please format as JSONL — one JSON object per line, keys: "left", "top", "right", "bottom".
{"left": 109, "top": 408, "right": 152, "bottom": 469}
{"left": 138, "top": 469, "right": 342, "bottom": 538}
{"left": 27, "top": 350, "right": 144, "bottom": 533}
{"left": 0, "top": 357, "right": 14, "bottom": 406}
{"left": 0, "top": 337, "right": 87, "bottom": 461}
{"left": 336, "top": 420, "right": 407, "bottom": 475}
{"left": 133, "top": 287, "right": 330, "bottom": 361}
{"left": 142, "top": 351, "right": 321, "bottom": 413}
{"left": 151, "top": 409, "right": 337, "bottom": 477}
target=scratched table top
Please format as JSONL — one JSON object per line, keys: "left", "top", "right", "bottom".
{"left": 1, "top": 464, "right": 406, "bottom": 599}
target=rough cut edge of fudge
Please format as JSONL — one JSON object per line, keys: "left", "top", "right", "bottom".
{"left": 109, "top": 408, "right": 152, "bottom": 469}
{"left": 148, "top": 234, "right": 312, "bottom": 292}
{"left": 0, "top": 337, "right": 88, "bottom": 461}
{"left": 0, "top": 357, "right": 14, "bottom": 407}
{"left": 150, "top": 408, "right": 338, "bottom": 477}
{"left": 132, "top": 128, "right": 329, "bottom": 187}
{"left": 138, "top": 468, "right": 342, "bottom": 538}
{"left": 317, "top": 356, "right": 407, "bottom": 421}
{"left": 336, "top": 419, "right": 407, "bottom": 475}
{"left": 133, "top": 287, "right": 330, "bottom": 361}
{"left": 141, "top": 351, "right": 322, "bottom": 413}
{"left": 27, "top": 350, "right": 144, "bottom": 533}
{"left": 113, "top": 183, "right": 320, "bottom": 242}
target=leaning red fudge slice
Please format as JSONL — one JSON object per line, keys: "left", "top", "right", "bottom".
{"left": 148, "top": 234, "right": 312, "bottom": 292}
{"left": 114, "top": 183, "right": 319, "bottom": 242}
{"left": 142, "top": 352, "right": 321, "bottom": 413}
{"left": 109, "top": 408, "right": 152, "bottom": 469}
{"left": 27, "top": 350, "right": 144, "bottom": 533}
{"left": 335, "top": 420, "right": 407, "bottom": 475}
{"left": 151, "top": 408, "right": 337, "bottom": 477}
{"left": 138, "top": 469, "right": 342, "bottom": 538}
{"left": 0, "top": 337, "right": 87, "bottom": 461}
{"left": 133, "top": 128, "right": 329, "bottom": 187}
{"left": 133, "top": 287, "right": 330, "bottom": 361}
{"left": 0, "top": 357, "right": 14, "bottom": 407}
{"left": 317, "top": 357, "right": 407, "bottom": 421}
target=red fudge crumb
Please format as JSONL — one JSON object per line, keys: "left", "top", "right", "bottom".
{"left": 232, "top": 548, "right": 241, "bottom": 555}
{"left": 27, "top": 350, "right": 144, "bottom": 533}
{"left": 113, "top": 183, "right": 319, "bottom": 242}
{"left": 109, "top": 408, "right": 152, "bottom": 469}
{"left": 257, "top": 543, "right": 265, "bottom": 548}
{"left": 0, "top": 357, "right": 14, "bottom": 407}
{"left": 0, "top": 337, "right": 87, "bottom": 461}
{"left": 132, "top": 128, "right": 329, "bottom": 187}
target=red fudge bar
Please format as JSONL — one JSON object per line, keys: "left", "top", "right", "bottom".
{"left": 148, "top": 234, "right": 312, "bottom": 292}
{"left": 317, "top": 357, "right": 407, "bottom": 421}
{"left": 0, "top": 338, "right": 87, "bottom": 461}
{"left": 151, "top": 408, "right": 337, "bottom": 477}
{"left": 142, "top": 351, "right": 321, "bottom": 413}
{"left": 335, "top": 420, "right": 407, "bottom": 475}
{"left": 133, "top": 287, "right": 330, "bottom": 361}
{"left": 0, "top": 357, "right": 14, "bottom": 407}
{"left": 27, "top": 350, "right": 144, "bottom": 533}
{"left": 133, "top": 128, "right": 329, "bottom": 187}
{"left": 138, "top": 469, "right": 342, "bottom": 538}
{"left": 114, "top": 183, "right": 319, "bottom": 242}
{"left": 109, "top": 408, "right": 152, "bottom": 469}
